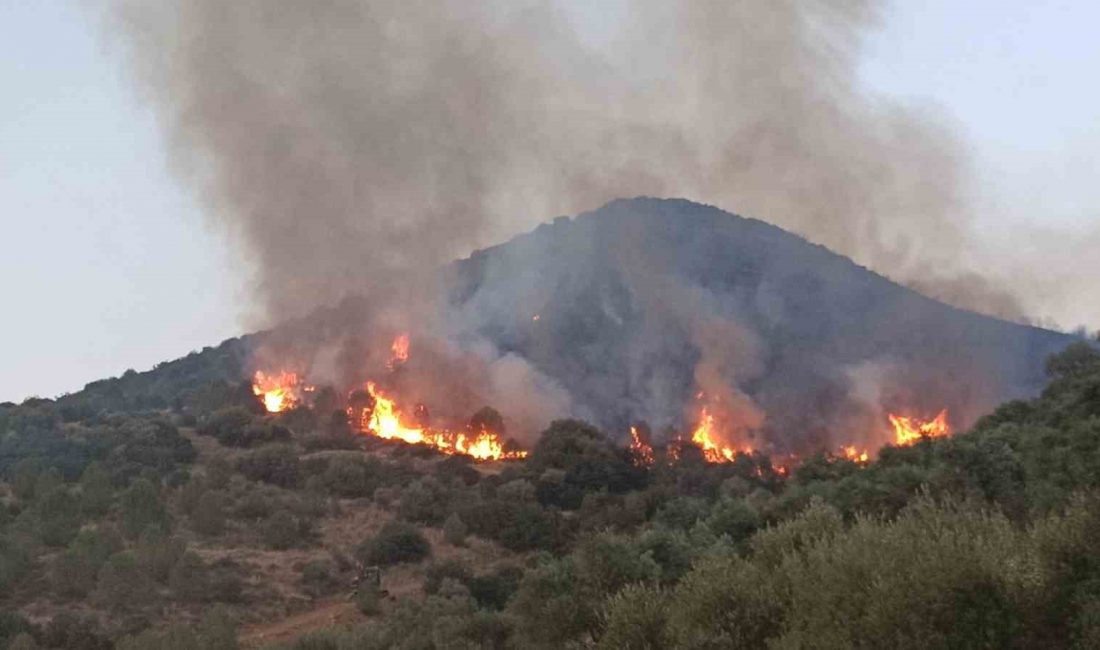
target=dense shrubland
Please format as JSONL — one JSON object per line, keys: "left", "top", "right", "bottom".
{"left": 2, "top": 341, "right": 1100, "bottom": 648}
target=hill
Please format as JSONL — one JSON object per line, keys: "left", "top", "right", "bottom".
{"left": 3, "top": 198, "right": 1096, "bottom": 649}
{"left": 34, "top": 198, "right": 1078, "bottom": 454}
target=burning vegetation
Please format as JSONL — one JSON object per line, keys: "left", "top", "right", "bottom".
{"left": 253, "top": 335, "right": 526, "bottom": 461}
{"left": 252, "top": 353, "right": 952, "bottom": 468}
{"left": 251, "top": 370, "right": 302, "bottom": 414}
{"left": 889, "top": 409, "right": 951, "bottom": 446}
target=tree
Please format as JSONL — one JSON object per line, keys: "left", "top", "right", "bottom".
{"left": 78, "top": 462, "right": 114, "bottom": 516}
{"left": 237, "top": 444, "right": 300, "bottom": 488}
{"left": 96, "top": 552, "right": 156, "bottom": 611}
{"left": 443, "top": 513, "right": 468, "bottom": 547}
{"left": 119, "top": 478, "right": 169, "bottom": 538}
{"left": 261, "top": 511, "right": 314, "bottom": 550}
{"left": 357, "top": 521, "right": 431, "bottom": 566}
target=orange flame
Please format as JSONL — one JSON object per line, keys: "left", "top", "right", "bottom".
{"left": 355, "top": 382, "right": 526, "bottom": 461}
{"left": 690, "top": 406, "right": 751, "bottom": 463}
{"left": 388, "top": 334, "right": 410, "bottom": 369}
{"left": 840, "top": 445, "right": 869, "bottom": 463}
{"left": 629, "top": 426, "right": 655, "bottom": 467}
{"left": 252, "top": 371, "right": 301, "bottom": 413}
{"left": 889, "top": 409, "right": 950, "bottom": 446}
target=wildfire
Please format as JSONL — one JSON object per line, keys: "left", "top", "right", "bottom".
{"left": 388, "top": 334, "right": 410, "bottom": 369}
{"left": 840, "top": 445, "right": 869, "bottom": 463}
{"left": 355, "top": 382, "right": 526, "bottom": 461}
{"left": 690, "top": 406, "right": 752, "bottom": 463}
{"left": 252, "top": 370, "right": 301, "bottom": 413}
{"left": 889, "top": 409, "right": 950, "bottom": 446}
{"left": 629, "top": 426, "right": 655, "bottom": 467}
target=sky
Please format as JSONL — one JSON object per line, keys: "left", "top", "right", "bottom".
{"left": 1, "top": 0, "right": 1098, "bottom": 403}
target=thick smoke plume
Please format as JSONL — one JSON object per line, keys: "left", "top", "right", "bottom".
{"left": 106, "top": 0, "right": 1013, "bottom": 322}
{"left": 103, "top": 0, "right": 1076, "bottom": 443}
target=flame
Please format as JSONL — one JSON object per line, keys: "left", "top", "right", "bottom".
{"left": 690, "top": 406, "right": 751, "bottom": 463}
{"left": 388, "top": 334, "right": 410, "bottom": 369}
{"left": 629, "top": 426, "right": 655, "bottom": 467}
{"left": 355, "top": 382, "right": 526, "bottom": 461}
{"left": 840, "top": 445, "right": 869, "bottom": 463}
{"left": 889, "top": 409, "right": 950, "bottom": 446}
{"left": 252, "top": 371, "right": 301, "bottom": 413}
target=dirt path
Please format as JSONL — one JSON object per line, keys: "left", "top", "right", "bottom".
{"left": 239, "top": 599, "right": 359, "bottom": 648}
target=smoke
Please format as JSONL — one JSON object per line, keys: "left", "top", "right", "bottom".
{"left": 102, "top": 0, "right": 1024, "bottom": 325}
{"left": 100, "top": 0, "right": 1082, "bottom": 441}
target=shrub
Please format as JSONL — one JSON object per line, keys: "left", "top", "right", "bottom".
{"left": 423, "top": 560, "right": 472, "bottom": 595}
{"left": 118, "top": 478, "right": 169, "bottom": 538}
{"left": 197, "top": 407, "right": 253, "bottom": 446}
{"left": 442, "top": 513, "right": 468, "bottom": 546}
{"left": 133, "top": 527, "right": 186, "bottom": 583}
{"left": 191, "top": 490, "right": 228, "bottom": 537}
{"left": 39, "top": 611, "right": 111, "bottom": 650}
{"left": 354, "top": 586, "right": 382, "bottom": 616}
{"left": 0, "top": 536, "right": 32, "bottom": 594}
{"left": 95, "top": 552, "right": 156, "bottom": 611}
{"left": 357, "top": 521, "right": 431, "bottom": 566}
{"left": 468, "top": 566, "right": 523, "bottom": 611}
{"left": 168, "top": 551, "right": 209, "bottom": 602}
{"left": 261, "top": 511, "right": 315, "bottom": 550}
{"left": 237, "top": 445, "right": 300, "bottom": 488}
{"left": 597, "top": 584, "right": 672, "bottom": 650}
{"left": 49, "top": 526, "right": 123, "bottom": 598}
{"left": 301, "top": 559, "right": 340, "bottom": 598}
{"left": 78, "top": 462, "right": 113, "bottom": 516}
{"left": 397, "top": 477, "right": 451, "bottom": 525}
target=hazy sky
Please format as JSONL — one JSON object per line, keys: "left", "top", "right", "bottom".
{"left": 2, "top": 0, "right": 1098, "bottom": 402}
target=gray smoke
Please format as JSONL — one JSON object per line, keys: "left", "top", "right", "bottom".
{"left": 100, "top": 0, "right": 1085, "bottom": 442}
{"left": 102, "top": 0, "right": 1021, "bottom": 323}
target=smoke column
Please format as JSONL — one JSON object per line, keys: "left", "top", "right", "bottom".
{"left": 101, "top": 0, "right": 1031, "bottom": 325}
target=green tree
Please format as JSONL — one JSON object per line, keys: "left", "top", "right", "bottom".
{"left": 96, "top": 552, "right": 156, "bottom": 611}
{"left": 442, "top": 513, "right": 468, "bottom": 546}
{"left": 119, "top": 478, "right": 169, "bottom": 538}
{"left": 357, "top": 521, "right": 431, "bottom": 566}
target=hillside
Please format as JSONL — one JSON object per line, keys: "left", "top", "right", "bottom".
{"left": 2, "top": 199, "right": 1096, "bottom": 649}
{"left": 449, "top": 198, "right": 1076, "bottom": 445}
{"left": 33, "top": 198, "right": 1078, "bottom": 452}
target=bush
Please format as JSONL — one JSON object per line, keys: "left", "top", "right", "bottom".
{"left": 423, "top": 560, "right": 472, "bottom": 595}
{"left": 597, "top": 584, "right": 672, "bottom": 650}
{"left": 0, "top": 612, "right": 36, "bottom": 650}
{"left": 301, "top": 559, "right": 340, "bottom": 598}
{"left": 261, "top": 511, "right": 315, "bottom": 550}
{"left": 115, "top": 608, "right": 238, "bottom": 650}
{"left": 49, "top": 526, "right": 123, "bottom": 598}
{"left": 397, "top": 477, "right": 451, "bottom": 525}
{"left": 168, "top": 551, "right": 209, "bottom": 602}
{"left": 119, "top": 478, "right": 169, "bottom": 538}
{"left": 134, "top": 527, "right": 186, "bottom": 583}
{"left": 191, "top": 490, "right": 228, "bottom": 536}
{"left": 0, "top": 536, "right": 32, "bottom": 594}
{"left": 237, "top": 445, "right": 300, "bottom": 488}
{"left": 354, "top": 586, "right": 383, "bottom": 616}
{"left": 468, "top": 566, "right": 523, "bottom": 611}
{"left": 197, "top": 407, "right": 253, "bottom": 446}
{"left": 39, "top": 611, "right": 111, "bottom": 650}
{"left": 78, "top": 462, "right": 113, "bottom": 516}
{"left": 357, "top": 521, "right": 431, "bottom": 567}
{"left": 317, "top": 456, "right": 377, "bottom": 498}
{"left": 95, "top": 552, "right": 156, "bottom": 611}
{"left": 442, "top": 513, "right": 468, "bottom": 546}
